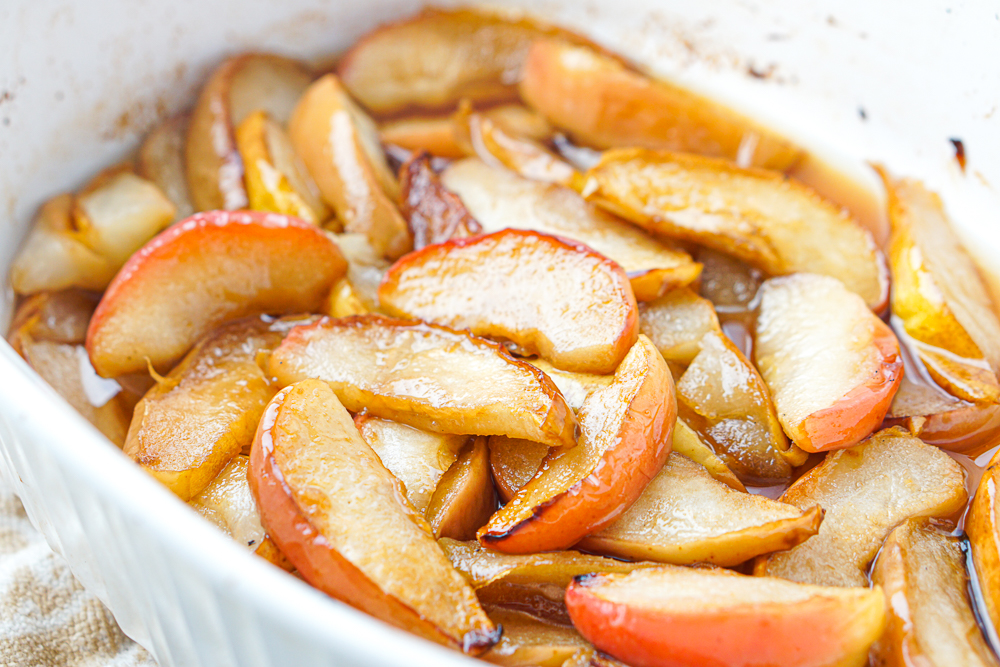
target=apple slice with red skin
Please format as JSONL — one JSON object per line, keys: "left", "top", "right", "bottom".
{"left": 754, "top": 273, "right": 903, "bottom": 452}
{"left": 478, "top": 335, "right": 673, "bottom": 553}
{"left": 565, "top": 568, "right": 886, "bottom": 667}
{"left": 85, "top": 210, "right": 346, "bottom": 377}
{"left": 249, "top": 379, "right": 498, "bottom": 653}
{"left": 379, "top": 229, "right": 639, "bottom": 375}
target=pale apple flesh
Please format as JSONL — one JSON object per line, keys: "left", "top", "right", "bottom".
{"left": 378, "top": 229, "right": 639, "bottom": 375}
{"left": 249, "top": 379, "right": 499, "bottom": 653}
{"left": 966, "top": 452, "right": 1000, "bottom": 641}
{"left": 483, "top": 608, "right": 591, "bottom": 667}
{"left": 425, "top": 437, "right": 496, "bottom": 540}
{"left": 400, "top": 152, "right": 482, "bottom": 250}
{"left": 479, "top": 336, "right": 674, "bottom": 553}
{"left": 267, "top": 314, "right": 577, "bottom": 447}
{"left": 565, "top": 568, "right": 886, "bottom": 667}
{"left": 85, "top": 210, "right": 347, "bottom": 377}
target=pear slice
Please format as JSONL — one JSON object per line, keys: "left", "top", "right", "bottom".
{"left": 880, "top": 167, "right": 1000, "bottom": 404}
{"left": 479, "top": 336, "right": 674, "bottom": 553}
{"left": 870, "top": 518, "right": 1000, "bottom": 667}
{"left": 400, "top": 153, "right": 482, "bottom": 250}
{"left": 267, "top": 314, "right": 576, "bottom": 447}
{"left": 379, "top": 229, "right": 639, "bottom": 374}
{"left": 138, "top": 113, "right": 195, "bottom": 221}
{"left": 185, "top": 53, "right": 314, "bottom": 212}
{"left": 578, "top": 148, "right": 888, "bottom": 309}
{"left": 755, "top": 427, "right": 968, "bottom": 587}
{"left": 249, "top": 379, "right": 498, "bottom": 653}
{"left": 755, "top": 274, "right": 903, "bottom": 452}
{"left": 440, "top": 158, "right": 701, "bottom": 301}
{"left": 425, "top": 437, "right": 496, "bottom": 540}
{"left": 519, "top": 39, "right": 802, "bottom": 171}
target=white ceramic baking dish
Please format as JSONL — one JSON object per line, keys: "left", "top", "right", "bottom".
{"left": 1, "top": 1, "right": 998, "bottom": 665}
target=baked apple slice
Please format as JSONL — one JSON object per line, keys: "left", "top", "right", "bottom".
{"left": 354, "top": 415, "right": 467, "bottom": 515}
{"left": 332, "top": 232, "right": 392, "bottom": 311}
{"left": 478, "top": 335, "right": 673, "bottom": 553}
{"left": 288, "top": 74, "right": 411, "bottom": 259}
{"left": 966, "top": 450, "right": 1000, "bottom": 641}
{"left": 267, "top": 315, "right": 576, "bottom": 447}
{"left": 579, "top": 453, "right": 822, "bottom": 566}
{"left": 235, "top": 110, "right": 330, "bottom": 225}
{"left": 86, "top": 210, "right": 347, "bottom": 377}
{"left": 7, "top": 289, "right": 99, "bottom": 356}
{"left": 125, "top": 317, "right": 285, "bottom": 500}
{"left": 400, "top": 153, "right": 482, "bottom": 250}
{"left": 483, "top": 608, "right": 591, "bottom": 667}
{"left": 888, "top": 376, "right": 1000, "bottom": 455}
{"left": 425, "top": 437, "right": 496, "bottom": 540}
{"left": 138, "top": 112, "right": 194, "bottom": 221}
{"left": 565, "top": 568, "right": 886, "bottom": 667}
{"left": 379, "top": 229, "right": 639, "bottom": 374}
{"left": 578, "top": 148, "right": 888, "bottom": 309}
{"left": 755, "top": 427, "right": 968, "bottom": 587}
{"left": 697, "top": 248, "right": 762, "bottom": 314}
{"left": 519, "top": 39, "right": 801, "bottom": 171}
{"left": 637, "top": 287, "right": 721, "bottom": 366}
{"left": 188, "top": 454, "right": 265, "bottom": 552}
{"left": 755, "top": 273, "right": 903, "bottom": 452}
{"left": 454, "top": 111, "right": 576, "bottom": 186}
{"left": 249, "top": 379, "right": 498, "bottom": 653}
{"left": 870, "top": 518, "right": 999, "bottom": 667}
{"left": 185, "top": 53, "right": 314, "bottom": 211}
{"left": 881, "top": 167, "right": 1000, "bottom": 404}
{"left": 440, "top": 159, "right": 700, "bottom": 302}
{"left": 669, "top": 418, "right": 746, "bottom": 492}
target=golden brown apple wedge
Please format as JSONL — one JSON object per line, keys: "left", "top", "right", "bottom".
{"left": 755, "top": 427, "right": 968, "bottom": 587}
{"left": 578, "top": 149, "right": 889, "bottom": 309}
{"left": 267, "top": 315, "right": 576, "bottom": 447}
{"left": 440, "top": 159, "right": 701, "bottom": 301}
{"left": 565, "top": 568, "right": 886, "bottom": 667}
{"left": 323, "top": 277, "right": 370, "bottom": 318}
{"left": 235, "top": 110, "right": 330, "bottom": 225}
{"left": 338, "top": 8, "right": 577, "bottom": 115}
{"left": 425, "top": 437, "right": 496, "bottom": 540}
{"left": 125, "top": 317, "right": 284, "bottom": 501}
{"left": 755, "top": 274, "right": 903, "bottom": 453}
{"left": 519, "top": 39, "right": 802, "bottom": 171}
{"left": 887, "top": 378, "right": 1000, "bottom": 456}
{"left": 479, "top": 335, "right": 673, "bottom": 553}
{"left": 185, "top": 53, "right": 314, "bottom": 211}
{"left": 637, "top": 288, "right": 721, "bottom": 366}
{"left": 188, "top": 455, "right": 265, "bottom": 552}
{"left": 288, "top": 74, "right": 411, "bottom": 259}
{"left": 400, "top": 153, "right": 482, "bottom": 250}
{"left": 967, "top": 451, "right": 1000, "bottom": 640}
{"left": 379, "top": 229, "right": 639, "bottom": 375}
{"left": 578, "top": 453, "right": 821, "bottom": 566}
{"left": 249, "top": 379, "right": 498, "bottom": 653}
{"left": 354, "top": 414, "right": 467, "bottom": 515}
{"left": 482, "top": 608, "right": 591, "bottom": 667}
{"left": 9, "top": 195, "right": 116, "bottom": 295}
{"left": 697, "top": 248, "right": 762, "bottom": 314}
{"left": 85, "top": 210, "right": 347, "bottom": 377}
{"left": 668, "top": 418, "right": 746, "bottom": 492}
{"left": 870, "top": 518, "right": 999, "bottom": 667}
{"left": 454, "top": 111, "right": 576, "bottom": 186}
{"left": 331, "top": 232, "right": 392, "bottom": 311}
{"left": 880, "top": 167, "right": 1000, "bottom": 404}
{"left": 138, "top": 113, "right": 195, "bottom": 221}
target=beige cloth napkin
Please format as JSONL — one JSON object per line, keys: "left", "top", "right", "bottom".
{"left": 0, "top": 483, "right": 156, "bottom": 667}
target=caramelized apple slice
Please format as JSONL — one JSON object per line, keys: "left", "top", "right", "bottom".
{"left": 565, "top": 568, "right": 886, "bottom": 667}
{"left": 7, "top": 289, "right": 100, "bottom": 356}
{"left": 381, "top": 115, "right": 468, "bottom": 159}
{"left": 669, "top": 418, "right": 745, "bottom": 492}
{"left": 579, "top": 149, "right": 888, "bottom": 309}
{"left": 188, "top": 455, "right": 265, "bottom": 552}
{"left": 379, "top": 229, "right": 639, "bottom": 374}
{"left": 638, "top": 288, "right": 720, "bottom": 366}
{"left": 967, "top": 451, "right": 1000, "bottom": 640}
{"left": 881, "top": 168, "right": 1000, "bottom": 404}
{"left": 185, "top": 53, "right": 314, "bottom": 211}
{"left": 249, "top": 379, "right": 498, "bottom": 653}
{"left": 441, "top": 159, "right": 701, "bottom": 301}
{"left": 138, "top": 113, "right": 195, "bottom": 221}
{"left": 520, "top": 40, "right": 801, "bottom": 171}
{"left": 888, "top": 377, "right": 1000, "bottom": 455}
{"left": 579, "top": 454, "right": 821, "bottom": 566}
{"left": 332, "top": 232, "right": 392, "bottom": 311}
{"left": 426, "top": 437, "right": 496, "bottom": 540}
{"left": 355, "top": 415, "right": 467, "bottom": 514}
{"left": 85, "top": 210, "right": 347, "bottom": 377}
{"left": 323, "top": 277, "right": 370, "bottom": 318}
{"left": 401, "top": 153, "right": 482, "bottom": 250}
{"left": 678, "top": 331, "right": 799, "bottom": 483}
{"left": 479, "top": 336, "right": 673, "bottom": 553}
{"left": 235, "top": 110, "right": 330, "bottom": 224}
{"left": 524, "top": 360, "right": 614, "bottom": 413}
{"left": 267, "top": 315, "right": 576, "bottom": 447}
{"left": 755, "top": 427, "right": 968, "bottom": 587}
{"left": 870, "top": 518, "right": 999, "bottom": 667}
{"left": 338, "top": 8, "right": 573, "bottom": 114}
{"left": 455, "top": 111, "right": 576, "bottom": 186}
{"left": 697, "top": 248, "right": 762, "bottom": 314}
{"left": 10, "top": 195, "right": 115, "bottom": 295}
{"left": 483, "top": 609, "right": 590, "bottom": 667}
{"left": 755, "top": 274, "right": 903, "bottom": 452}
{"left": 125, "top": 317, "right": 284, "bottom": 500}
{"left": 289, "top": 75, "right": 411, "bottom": 259}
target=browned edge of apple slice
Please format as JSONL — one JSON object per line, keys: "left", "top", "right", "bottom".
{"left": 401, "top": 152, "right": 482, "bottom": 250}
{"left": 426, "top": 437, "right": 497, "bottom": 540}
